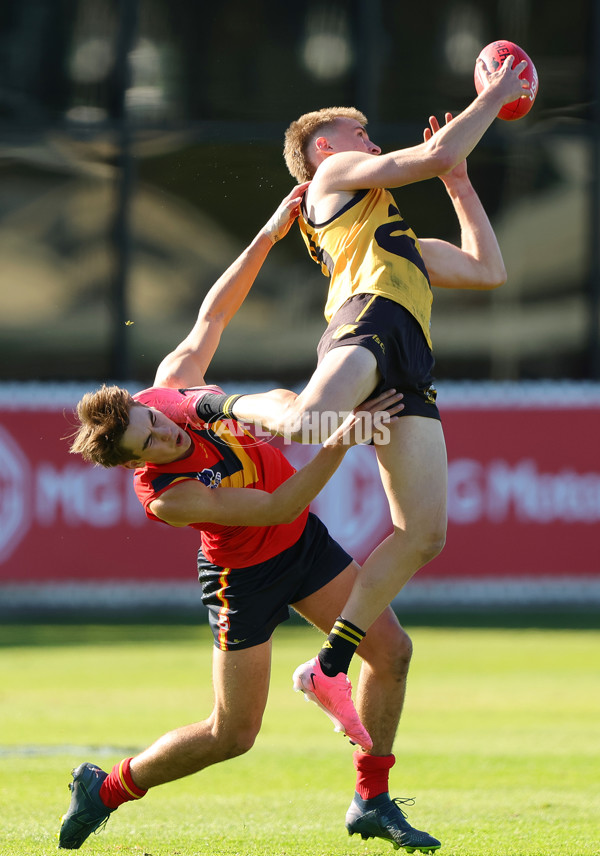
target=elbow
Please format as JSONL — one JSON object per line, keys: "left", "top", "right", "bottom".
{"left": 493, "top": 270, "right": 508, "bottom": 290}
{"left": 276, "top": 506, "right": 305, "bottom": 525}
{"left": 244, "top": 494, "right": 304, "bottom": 527}
{"left": 198, "top": 307, "right": 227, "bottom": 327}
{"left": 436, "top": 155, "right": 456, "bottom": 177}
{"left": 426, "top": 144, "right": 456, "bottom": 176}
{"left": 482, "top": 265, "right": 507, "bottom": 290}
{"left": 267, "top": 499, "right": 307, "bottom": 526}
{"left": 422, "top": 133, "right": 470, "bottom": 176}
{"left": 150, "top": 498, "right": 189, "bottom": 527}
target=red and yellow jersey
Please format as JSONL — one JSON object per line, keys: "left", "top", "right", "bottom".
{"left": 299, "top": 187, "right": 433, "bottom": 348}
{"left": 132, "top": 389, "right": 308, "bottom": 568}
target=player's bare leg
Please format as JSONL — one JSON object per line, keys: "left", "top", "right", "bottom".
{"left": 130, "top": 641, "right": 272, "bottom": 786}
{"left": 223, "top": 348, "right": 445, "bottom": 723}
{"left": 347, "top": 609, "right": 441, "bottom": 853}
{"left": 59, "top": 642, "right": 272, "bottom": 848}
{"left": 341, "top": 415, "right": 448, "bottom": 632}
{"left": 224, "top": 345, "right": 381, "bottom": 440}
{"left": 292, "top": 564, "right": 408, "bottom": 753}
{"left": 293, "top": 565, "right": 440, "bottom": 853}
{"left": 214, "top": 352, "right": 447, "bottom": 625}
{"left": 292, "top": 560, "right": 392, "bottom": 752}
{"left": 205, "top": 356, "right": 447, "bottom": 622}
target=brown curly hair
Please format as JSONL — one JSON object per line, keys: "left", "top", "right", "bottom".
{"left": 283, "top": 107, "right": 368, "bottom": 182}
{"left": 69, "top": 384, "right": 138, "bottom": 468}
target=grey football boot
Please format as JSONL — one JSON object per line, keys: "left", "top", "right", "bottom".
{"left": 346, "top": 792, "right": 441, "bottom": 853}
{"left": 59, "top": 762, "right": 114, "bottom": 849}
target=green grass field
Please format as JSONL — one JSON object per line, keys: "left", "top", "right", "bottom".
{"left": 0, "top": 622, "right": 598, "bottom": 856}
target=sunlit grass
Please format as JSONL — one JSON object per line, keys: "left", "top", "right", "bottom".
{"left": 0, "top": 624, "right": 598, "bottom": 856}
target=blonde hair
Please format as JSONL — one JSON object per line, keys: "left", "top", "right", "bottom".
{"left": 69, "top": 384, "right": 138, "bottom": 468}
{"left": 283, "top": 106, "right": 368, "bottom": 182}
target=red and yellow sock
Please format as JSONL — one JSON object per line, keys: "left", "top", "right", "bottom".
{"left": 99, "top": 757, "right": 148, "bottom": 810}
{"left": 353, "top": 749, "right": 395, "bottom": 800}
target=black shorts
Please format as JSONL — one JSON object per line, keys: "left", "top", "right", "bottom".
{"left": 317, "top": 294, "right": 441, "bottom": 420}
{"left": 197, "top": 513, "right": 352, "bottom": 651}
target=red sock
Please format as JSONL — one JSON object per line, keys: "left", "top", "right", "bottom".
{"left": 353, "top": 750, "right": 396, "bottom": 800}
{"left": 99, "top": 757, "right": 148, "bottom": 810}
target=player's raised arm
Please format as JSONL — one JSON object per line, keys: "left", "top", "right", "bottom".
{"left": 418, "top": 113, "right": 507, "bottom": 291}
{"left": 313, "top": 56, "right": 530, "bottom": 193}
{"left": 153, "top": 183, "right": 309, "bottom": 390}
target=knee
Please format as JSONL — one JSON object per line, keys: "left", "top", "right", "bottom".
{"left": 212, "top": 723, "right": 260, "bottom": 760}
{"left": 388, "top": 625, "right": 413, "bottom": 681}
{"left": 409, "top": 521, "right": 447, "bottom": 568}
{"left": 280, "top": 397, "right": 340, "bottom": 442}
{"left": 363, "top": 611, "right": 412, "bottom": 681}
{"left": 420, "top": 528, "right": 446, "bottom": 564}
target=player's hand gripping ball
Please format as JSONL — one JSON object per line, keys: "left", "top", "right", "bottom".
{"left": 474, "top": 40, "right": 538, "bottom": 120}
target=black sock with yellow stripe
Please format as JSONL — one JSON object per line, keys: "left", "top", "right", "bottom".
{"left": 318, "top": 616, "right": 366, "bottom": 677}
{"left": 195, "top": 391, "right": 243, "bottom": 422}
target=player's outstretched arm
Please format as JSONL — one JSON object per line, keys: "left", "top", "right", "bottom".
{"left": 317, "top": 56, "right": 531, "bottom": 192}
{"left": 153, "top": 183, "right": 309, "bottom": 390}
{"left": 419, "top": 113, "right": 507, "bottom": 290}
{"left": 149, "top": 390, "right": 403, "bottom": 528}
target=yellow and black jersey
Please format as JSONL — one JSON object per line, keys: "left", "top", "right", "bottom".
{"left": 299, "top": 187, "right": 433, "bottom": 348}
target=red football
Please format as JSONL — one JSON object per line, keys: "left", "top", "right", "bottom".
{"left": 474, "top": 40, "right": 538, "bottom": 121}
